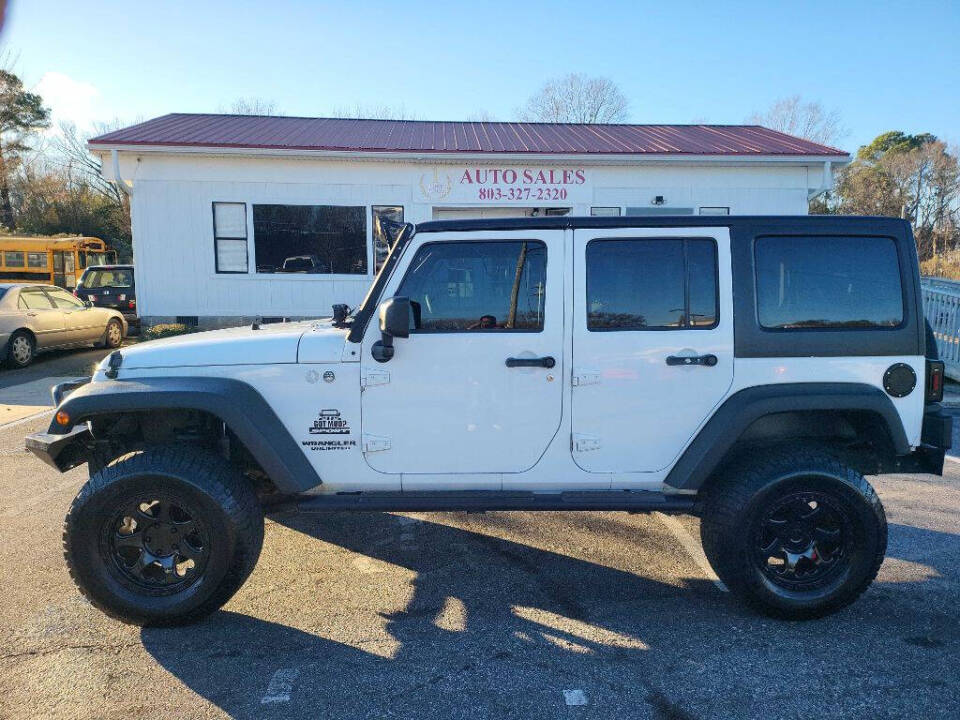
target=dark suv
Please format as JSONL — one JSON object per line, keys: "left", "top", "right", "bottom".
{"left": 75, "top": 265, "right": 138, "bottom": 331}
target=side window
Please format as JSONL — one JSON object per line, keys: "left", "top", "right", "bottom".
{"left": 45, "top": 288, "right": 84, "bottom": 309}
{"left": 4, "top": 251, "right": 24, "bottom": 267}
{"left": 755, "top": 236, "right": 903, "bottom": 329}
{"left": 18, "top": 289, "right": 54, "bottom": 310}
{"left": 396, "top": 241, "right": 547, "bottom": 332}
{"left": 586, "top": 238, "right": 718, "bottom": 330}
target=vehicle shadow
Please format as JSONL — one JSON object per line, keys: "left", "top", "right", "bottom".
{"left": 140, "top": 512, "right": 960, "bottom": 720}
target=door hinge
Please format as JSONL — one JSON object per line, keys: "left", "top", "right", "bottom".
{"left": 361, "top": 369, "right": 390, "bottom": 388}
{"left": 572, "top": 434, "right": 601, "bottom": 452}
{"left": 362, "top": 434, "right": 391, "bottom": 453}
{"left": 572, "top": 370, "right": 601, "bottom": 386}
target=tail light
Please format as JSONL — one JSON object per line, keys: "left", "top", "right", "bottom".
{"left": 128, "top": 299, "right": 136, "bottom": 309}
{"left": 926, "top": 360, "right": 945, "bottom": 403}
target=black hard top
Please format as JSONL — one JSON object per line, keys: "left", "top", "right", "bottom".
{"left": 415, "top": 214, "right": 911, "bottom": 235}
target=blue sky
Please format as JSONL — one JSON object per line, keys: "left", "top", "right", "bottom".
{"left": 1, "top": 0, "right": 957, "bottom": 153}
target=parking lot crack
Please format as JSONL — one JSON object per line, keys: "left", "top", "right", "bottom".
{"left": 0, "top": 641, "right": 142, "bottom": 660}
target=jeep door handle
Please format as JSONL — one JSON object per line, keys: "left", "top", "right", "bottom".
{"left": 666, "top": 354, "right": 717, "bottom": 367}
{"left": 505, "top": 356, "right": 556, "bottom": 368}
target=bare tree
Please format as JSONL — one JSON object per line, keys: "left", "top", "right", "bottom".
{"left": 328, "top": 103, "right": 419, "bottom": 121}
{"left": 748, "top": 95, "right": 845, "bottom": 146}
{"left": 221, "top": 97, "right": 282, "bottom": 116}
{"left": 464, "top": 109, "right": 497, "bottom": 122}
{"left": 519, "top": 73, "right": 629, "bottom": 124}
{"left": 834, "top": 133, "right": 960, "bottom": 261}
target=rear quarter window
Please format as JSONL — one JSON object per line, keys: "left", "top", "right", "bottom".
{"left": 755, "top": 236, "right": 904, "bottom": 330}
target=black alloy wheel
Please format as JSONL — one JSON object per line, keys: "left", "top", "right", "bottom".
{"left": 105, "top": 495, "right": 210, "bottom": 591}
{"left": 752, "top": 490, "right": 852, "bottom": 591}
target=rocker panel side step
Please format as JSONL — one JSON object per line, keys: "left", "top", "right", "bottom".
{"left": 295, "top": 490, "right": 696, "bottom": 514}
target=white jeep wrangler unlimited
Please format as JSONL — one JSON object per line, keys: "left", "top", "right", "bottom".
{"left": 26, "top": 215, "right": 952, "bottom": 625}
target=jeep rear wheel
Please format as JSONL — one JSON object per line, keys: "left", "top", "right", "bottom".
{"left": 63, "top": 446, "right": 264, "bottom": 626}
{"left": 700, "top": 448, "right": 887, "bottom": 620}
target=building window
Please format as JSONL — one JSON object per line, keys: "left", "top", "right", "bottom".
{"left": 253, "top": 204, "right": 367, "bottom": 275}
{"left": 213, "top": 202, "right": 248, "bottom": 273}
{"left": 586, "top": 238, "right": 718, "bottom": 331}
{"left": 4, "top": 251, "right": 24, "bottom": 268}
{"left": 590, "top": 207, "right": 621, "bottom": 217}
{"left": 625, "top": 207, "right": 695, "bottom": 216}
{"left": 396, "top": 241, "right": 547, "bottom": 332}
{"left": 372, "top": 206, "right": 404, "bottom": 273}
{"left": 699, "top": 207, "right": 730, "bottom": 216}
{"left": 755, "top": 235, "right": 903, "bottom": 330}
{"left": 27, "top": 252, "right": 47, "bottom": 268}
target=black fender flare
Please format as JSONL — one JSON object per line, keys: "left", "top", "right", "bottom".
{"left": 664, "top": 382, "right": 911, "bottom": 491}
{"left": 49, "top": 377, "right": 321, "bottom": 493}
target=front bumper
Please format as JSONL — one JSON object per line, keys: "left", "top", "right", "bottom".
{"left": 25, "top": 424, "right": 93, "bottom": 472}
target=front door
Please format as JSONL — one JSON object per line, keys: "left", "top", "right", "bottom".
{"left": 360, "top": 231, "right": 565, "bottom": 479}
{"left": 571, "top": 227, "right": 734, "bottom": 474}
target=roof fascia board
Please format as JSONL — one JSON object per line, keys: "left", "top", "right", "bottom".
{"left": 89, "top": 143, "right": 850, "bottom": 165}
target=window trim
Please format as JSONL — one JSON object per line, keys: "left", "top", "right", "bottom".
{"left": 585, "top": 236, "right": 720, "bottom": 332}
{"left": 699, "top": 206, "right": 730, "bottom": 216}
{"left": 753, "top": 233, "right": 907, "bottom": 333}
{"left": 590, "top": 207, "right": 622, "bottom": 217}
{"left": 212, "top": 201, "right": 249, "bottom": 274}
{"left": 395, "top": 238, "right": 549, "bottom": 335}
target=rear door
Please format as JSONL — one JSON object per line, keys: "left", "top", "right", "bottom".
{"left": 571, "top": 226, "right": 734, "bottom": 473}
{"left": 43, "top": 287, "right": 101, "bottom": 344}
{"left": 17, "top": 287, "right": 65, "bottom": 348}
{"left": 360, "top": 230, "right": 564, "bottom": 481}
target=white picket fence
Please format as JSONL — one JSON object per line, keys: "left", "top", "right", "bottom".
{"left": 921, "top": 277, "right": 960, "bottom": 380}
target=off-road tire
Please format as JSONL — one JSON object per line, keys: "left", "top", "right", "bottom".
{"left": 6, "top": 330, "right": 35, "bottom": 368}
{"left": 63, "top": 445, "right": 264, "bottom": 626}
{"left": 700, "top": 447, "right": 887, "bottom": 620}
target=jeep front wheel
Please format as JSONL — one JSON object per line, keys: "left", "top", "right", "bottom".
{"left": 63, "top": 446, "right": 264, "bottom": 626}
{"left": 700, "top": 448, "right": 887, "bottom": 620}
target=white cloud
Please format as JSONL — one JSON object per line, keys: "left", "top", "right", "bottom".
{"left": 34, "top": 71, "right": 102, "bottom": 131}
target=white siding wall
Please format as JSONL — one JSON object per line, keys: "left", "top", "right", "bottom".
{"left": 115, "top": 153, "right": 820, "bottom": 320}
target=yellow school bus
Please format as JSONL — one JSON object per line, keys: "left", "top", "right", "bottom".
{"left": 0, "top": 235, "right": 117, "bottom": 290}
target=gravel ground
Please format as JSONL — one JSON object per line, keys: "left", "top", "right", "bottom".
{"left": 0, "top": 406, "right": 957, "bottom": 719}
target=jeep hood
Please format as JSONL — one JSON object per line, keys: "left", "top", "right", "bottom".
{"left": 113, "top": 320, "right": 349, "bottom": 369}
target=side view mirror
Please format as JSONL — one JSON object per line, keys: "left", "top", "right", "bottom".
{"left": 371, "top": 296, "right": 410, "bottom": 363}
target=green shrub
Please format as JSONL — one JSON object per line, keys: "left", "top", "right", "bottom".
{"left": 140, "top": 323, "right": 194, "bottom": 341}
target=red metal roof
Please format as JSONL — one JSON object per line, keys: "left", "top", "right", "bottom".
{"left": 89, "top": 113, "right": 847, "bottom": 157}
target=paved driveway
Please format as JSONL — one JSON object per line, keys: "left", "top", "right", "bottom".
{"left": 1, "top": 406, "right": 957, "bottom": 719}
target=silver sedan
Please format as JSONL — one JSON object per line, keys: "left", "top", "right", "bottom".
{"left": 0, "top": 283, "right": 127, "bottom": 368}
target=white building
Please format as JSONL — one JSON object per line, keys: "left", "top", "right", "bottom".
{"left": 90, "top": 115, "right": 849, "bottom": 327}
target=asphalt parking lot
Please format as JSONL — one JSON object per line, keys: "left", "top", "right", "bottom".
{"left": 0, "top": 361, "right": 958, "bottom": 719}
